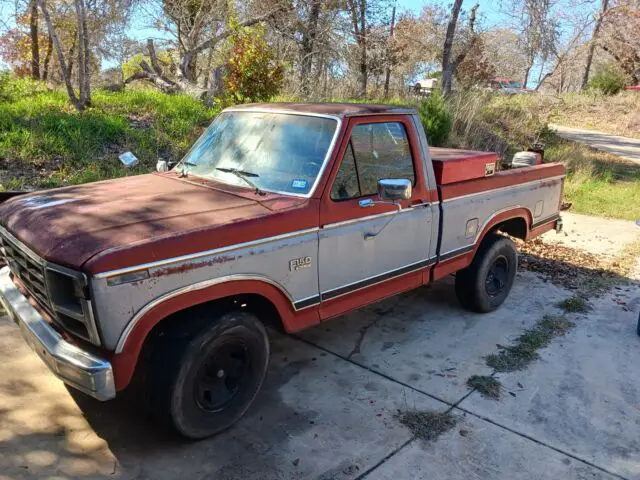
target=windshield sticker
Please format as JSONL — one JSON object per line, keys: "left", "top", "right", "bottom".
{"left": 291, "top": 179, "right": 308, "bottom": 190}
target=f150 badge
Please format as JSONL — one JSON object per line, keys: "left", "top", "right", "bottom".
{"left": 290, "top": 256, "right": 312, "bottom": 271}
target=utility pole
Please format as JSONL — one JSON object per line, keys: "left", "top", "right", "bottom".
{"left": 383, "top": 4, "right": 396, "bottom": 99}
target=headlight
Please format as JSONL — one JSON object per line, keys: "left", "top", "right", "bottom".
{"left": 45, "top": 264, "right": 101, "bottom": 346}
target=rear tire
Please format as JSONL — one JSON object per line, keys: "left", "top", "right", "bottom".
{"left": 455, "top": 233, "right": 518, "bottom": 313}
{"left": 147, "top": 309, "right": 269, "bottom": 440}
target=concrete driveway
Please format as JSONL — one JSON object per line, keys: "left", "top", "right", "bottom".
{"left": 1, "top": 214, "right": 639, "bottom": 480}
{"left": 549, "top": 124, "right": 640, "bottom": 164}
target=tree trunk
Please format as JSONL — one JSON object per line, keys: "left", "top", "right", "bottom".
{"left": 74, "top": 0, "right": 91, "bottom": 107}
{"left": 581, "top": 0, "right": 609, "bottom": 90}
{"left": 202, "top": 47, "right": 214, "bottom": 88}
{"left": 42, "top": 34, "right": 52, "bottom": 80}
{"left": 357, "top": 0, "right": 367, "bottom": 98}
{"left": 74, "top": 0, "right": 91, "bottom": 108}
{"left": 441, "top": 0, "right": 464, "bottom": 97}
{"left": 522, "top": 61, "right": 532, "bottom": 88}
{"left": 122, "top": 40, "right": 207, "bottom": 98}
{"left": 38, "top": 0, "right": 83, "bottom": 110}
{"left": 383, "top": 5, "right": 396, "bottom": 99}
{"left": 358, "top": 42, "right": 367, "bottom": 98}
{"left": 67, "top": 34, "right": 76, "bottom": 80}
{"left": 30, "top": 0, "right": 40, "bottom": 80}
{"left": 300, "top": 0, "right": 321, "bottom": 98}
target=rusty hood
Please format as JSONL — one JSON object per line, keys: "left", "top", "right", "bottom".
{"left": 0, "top": 173, "right": 311, "bottom": 272}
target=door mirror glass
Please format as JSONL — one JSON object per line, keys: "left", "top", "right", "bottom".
{"left": 378, "top": 178, "right": 412, "bottom": 201}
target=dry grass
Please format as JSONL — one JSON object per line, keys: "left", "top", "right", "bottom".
{"left": 447, "top": 91, "right": 551, "bottom": 161}
{"left": 547, "top": 92, "right": 640, "bottom": 139}
{"left": 486, "top": 315, "right": 575, "bottom": 372}
{"left": 396, "top": 410, "right": 457, "bottom": 442}
{"left": 467, "top": 375, "right": 502, "bottom": 400}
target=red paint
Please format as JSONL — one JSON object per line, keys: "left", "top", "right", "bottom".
{"left": 432, "top": 207, "right": 534, "bottom": 281}
{"left": 319, "top": 270, "right": 424, "bottom": 320}
{"left": 432, "top": 253, "right": 474, "bottom": 281}
{"left": 430, "top": 148, "right": 499, "bottom": 185}
{"left": 86, "top": 196, "right": 320, "bottom": 274}
{"left": 440, "top": 163, "right": 565, "bottom": 201}
{"left": 319, "top": 115, "right": 432, "bottom": 225}
{"left": 112, "top": 279, "right": 320, "bottom": 390}
{"left": 231, "top": 102, "right": 416, "bottom": 117}
{"left": 0, "top": 106, "right": 568, "bottom": 394}
{"left": 527, "top": 217, "right": 558, "bottom": 239}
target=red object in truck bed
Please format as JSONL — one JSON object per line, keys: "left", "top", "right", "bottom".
{"left": 430, "top": 147, "right": 499, "bottom": 185}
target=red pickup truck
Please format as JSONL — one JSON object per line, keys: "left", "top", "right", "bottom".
{"left": 0, "top": 103, "right": 564, "bottom": 438}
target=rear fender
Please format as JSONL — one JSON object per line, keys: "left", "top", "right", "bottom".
{"left": 432, "top": 208, "right": 532, "bottom": 280}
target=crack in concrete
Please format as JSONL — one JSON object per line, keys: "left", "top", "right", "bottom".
{"left": 455, "top": 403, "right": 630, "bottom": 480}
{"left": 346, "top": 293, "right": 415, "bottom": 360}
{"left": 292, "top": 334, "right": 630, "bottom": 480}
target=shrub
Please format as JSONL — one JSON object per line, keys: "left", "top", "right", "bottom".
{"left": 225, "top": 24, "right": 284, "bottom": 104}
{"left": 418, "top": 91, "right": 452, "bottom": 147}
{"left": 588, "top": 65, "right": 627, "bottom": 95}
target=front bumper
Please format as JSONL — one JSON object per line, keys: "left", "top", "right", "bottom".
{"left": 0, "top": 267, "right": 115, "bottom": 401}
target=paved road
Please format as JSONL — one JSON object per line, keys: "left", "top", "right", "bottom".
{"left": 1, "top": 214, "right": 639, "bottom": 480}
{"left": 549, "top": 124, "right": 640, "bottom": 164}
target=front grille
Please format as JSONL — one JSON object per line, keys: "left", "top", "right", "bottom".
{"left": 0, "top": 231, "right": 52, "bottom": 314}
{"left": 0, "top": 227, "right": 98, "bottom": 344}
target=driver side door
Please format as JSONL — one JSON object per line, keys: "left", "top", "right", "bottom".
{"left": 317, "top": 116, "right": 434, "bottom": 319}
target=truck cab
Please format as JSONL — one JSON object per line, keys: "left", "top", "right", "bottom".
{"left": 0, "top": 103, "right": 564, "bottom": 438}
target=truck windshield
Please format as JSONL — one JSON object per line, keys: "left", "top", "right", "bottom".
{"left": 178, "top": 111, "right": 338, "bottom": 196}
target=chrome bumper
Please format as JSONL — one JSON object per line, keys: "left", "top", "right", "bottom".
{"left": 0, "top": 267, "right": 115, "bottom": 401}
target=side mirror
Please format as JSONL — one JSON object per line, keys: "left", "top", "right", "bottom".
{"left": 377, "top": 178, "right": 412, "bottom": 201}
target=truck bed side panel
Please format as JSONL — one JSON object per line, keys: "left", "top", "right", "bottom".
{"left": 438, "top": 164, "right": 565, "bottom": 261}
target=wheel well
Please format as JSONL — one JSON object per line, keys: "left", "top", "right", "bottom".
{"left": 146, "top": 294, "right": 284, "bottom": 341}
{"left": 491, "top": 217, "right": 528, "bottom": 240}
{"left": 126, "top": 294, "right": 283, "bottom": 389}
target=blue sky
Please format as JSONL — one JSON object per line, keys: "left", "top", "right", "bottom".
{"left": 0, "top": 0, "right": 560, "bottom": 84}
{"left": 125, "top": 0, "right": 510, "bottom": 43}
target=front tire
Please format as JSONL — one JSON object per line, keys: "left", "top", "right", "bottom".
{"left": 455, "top": 233, "right": 518, "bottom": 313}
{"left": 148, "top": 310, "right": 269, "bottom": 439}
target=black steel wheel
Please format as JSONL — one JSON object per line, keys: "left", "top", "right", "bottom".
{"left": 455, "top": 233, "right": 518, "bottom": 313}
{"left": 485, "top": 255, "right": 509, "bottom": 297}
{"left": 148, "top": 309, "right": 269, "bottom": 439}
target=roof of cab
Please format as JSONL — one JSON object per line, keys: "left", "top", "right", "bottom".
{"left": 227, "top": 102, "right": 416, "bottom": 117}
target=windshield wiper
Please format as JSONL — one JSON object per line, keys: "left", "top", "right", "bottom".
{"left": 215, "top": 167, "right": 266, "bottom": 196}
{"left": 178, "top": 161, "right": 197, "bottom": 178}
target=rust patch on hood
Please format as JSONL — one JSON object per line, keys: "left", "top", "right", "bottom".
{"left": 0, "top": 173, "right": 312, "bottom": 271}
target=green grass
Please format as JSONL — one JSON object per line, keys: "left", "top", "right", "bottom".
{"left": 0, "top": 74, "right": 219, "bottom": 189}
{"left": 0, "top": 75, "right": 637, "bottom": 224}
{"left": 545, "top": 140, "right": 640, "bottom": 221}
{"left": 486, "top": 315, "right": 574, "bottom": 372}
{"left": 557, "top": 296, "right": 591, "bottom": 313}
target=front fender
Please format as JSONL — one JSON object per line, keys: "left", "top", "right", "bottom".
{"left": 109, "top": 277, "right": 319, "bottom": 391}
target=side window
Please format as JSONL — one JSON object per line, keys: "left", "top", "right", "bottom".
{"left": 330, "top": 142, "right": 361, "bottom": 200}
{"left": 350, "top": 122, "right": 415, "bottom": 196}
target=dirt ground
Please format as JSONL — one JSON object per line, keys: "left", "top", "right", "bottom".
{"left": 1, "top": 212, "right": 639, "bottom": 480}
